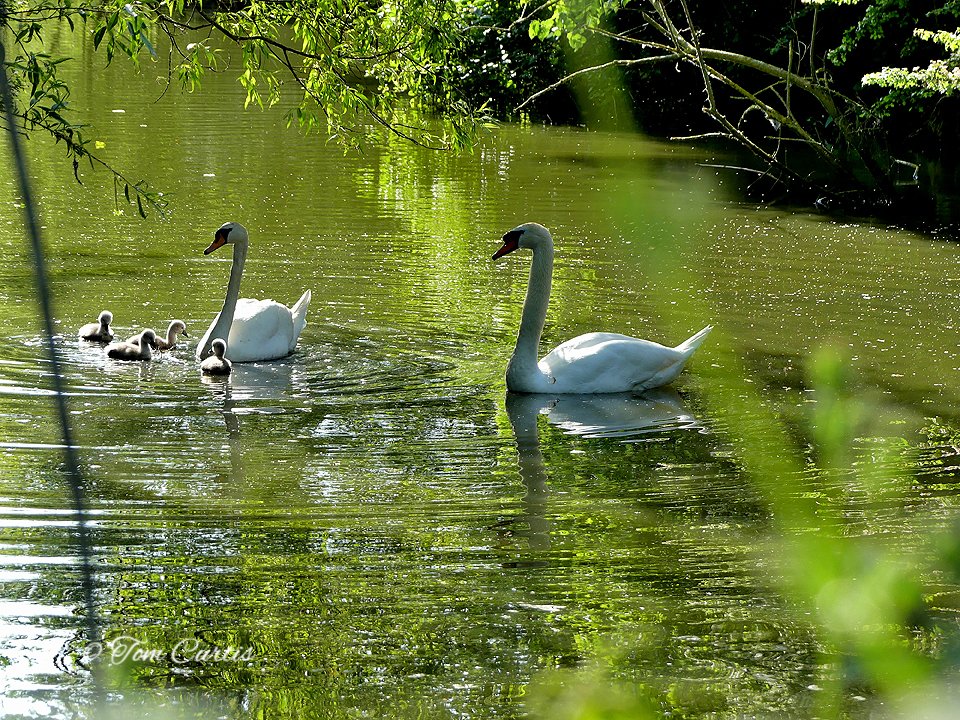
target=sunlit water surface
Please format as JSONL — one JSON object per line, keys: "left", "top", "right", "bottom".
{"left": 1, "top": 28, "right": 960, "bottom": 720}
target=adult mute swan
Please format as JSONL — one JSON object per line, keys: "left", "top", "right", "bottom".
{"left": 196, "top": 222, "right": 311, "bottom": 363}
{"left": 106, "top": 329, "right": 157, "bottom": 361}
{"left": 129, "top": 320, "right": 188, "bottom": 351}
{"left": 493, "top": 222, "right": 712, "bottom": 393}
{"left": 200, "top": 338, "right": 232, "bottom": 375}
{"left": 79, "top": 311, "right": 114, "bottom": 342}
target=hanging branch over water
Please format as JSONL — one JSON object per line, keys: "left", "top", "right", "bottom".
{"left": 518, "top": 0, "right": 903, "bottom": 204}
{"left": 649, "top": 0, "right": 895, "bottom": 198}
{"left": 0, "top": 0, "right": 486, "bottom": 217}
{"left": 0, "top": 39, "right": 102, "bottom": 660}
{"left": 0, "top": 14, "right": 169, "bottom": 217}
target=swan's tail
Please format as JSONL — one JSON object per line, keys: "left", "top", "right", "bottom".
{"left": 674, "top": 325, "right": 713, "bottom": 356}
{"left": 290, "top": 290, "right": 311, "bottom": 347}
{"left": 633, "top": 325, "right": 714, "bottom": 391}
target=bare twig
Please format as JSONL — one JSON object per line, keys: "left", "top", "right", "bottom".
{"left": 670, "top": 132, "right": 729, "bottom": 141}
{"left": 675, "top": 0, "right": 715, "bottom": 110}
{"left": 516, "top": 55, "right": 673, "bottom": 112}
{"left": 697, "top": 162, "right": 770, "bottom": 176}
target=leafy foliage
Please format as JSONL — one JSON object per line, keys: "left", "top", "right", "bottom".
{"left": 863, "top": 28, "right": 960, "bottom": 94}
{"left": 526, "top": 0, "right": 619, "bottom": 51}
{"left": 444, "top": 0, "right": 570, "bottom": 120}
{"left": 824, "top": 0, "right": 922, "bottom": 66}
{"left": 3, "top": 10, "right": 167, "bottom": 217}
{"left": 0, "top": 0, "right": 489, "bottom": 217}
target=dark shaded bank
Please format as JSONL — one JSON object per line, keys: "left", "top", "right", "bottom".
{"left": 448, "top": 0, "right": 960, "bottom": 230}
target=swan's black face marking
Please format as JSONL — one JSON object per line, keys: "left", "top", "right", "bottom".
{"left": 204, "top": 226, "right": 231, "bottom": 255}
{"left": 493, "top": 229, "right": 523, "bottom": 260}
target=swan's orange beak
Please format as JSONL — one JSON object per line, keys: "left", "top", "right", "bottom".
{"left": 493, "top": 230, "right": 522, "bottom": 260}
{"left": 203, "top": 229, "right": 229, "bottom": 255}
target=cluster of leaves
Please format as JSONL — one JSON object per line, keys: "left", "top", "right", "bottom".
{"left": 815, "top": 0, "right": 960, "bottom": 99}
{"left": 863, "top": 28, "right": 960, "bottom": 95}
{"left": 813, "top": 0, "right": 960, "bottom": 173}
{"left": 3, "top": 7, "right": 167, "bottom": 217}
{"left": 526, "top": 0, "right": 622, "bottom": 51}
{"left": 170, "top": 0, "right": 484, "bottom": 149}
{"left": 441, "top": 0, "right": 570, "bottom": 121}
{"left": 824, "top": 0, "right": 923, "bottom": 66}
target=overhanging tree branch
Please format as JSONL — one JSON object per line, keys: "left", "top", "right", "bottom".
{"left": 0, "top": 0, "right": 486, "bottom": 216}
{"left": 577, "top": 1, "right": 898, "bottom": 198}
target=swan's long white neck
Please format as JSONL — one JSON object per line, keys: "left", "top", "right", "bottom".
{"left": 197, "top": 240, "right": 247, "bottom": 359}
{"left": 507, "top": 240, "right": 553, "bottom": 388}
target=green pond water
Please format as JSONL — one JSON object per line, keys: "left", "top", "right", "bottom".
{"left": 2, "top": 27, "right": 960, "bottom": 720}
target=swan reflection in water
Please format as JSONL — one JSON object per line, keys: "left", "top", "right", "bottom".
{"left": 201, "top": 356, "right": 309, "bottom": 406}
{"left": 498, "top": 388, "right": 704, "bottom": 554}
{"left": 531, "top": 387, "right": 704, "bottom": 440}
{"left": 199, "top": 357, "right": 308, "bottom": 487}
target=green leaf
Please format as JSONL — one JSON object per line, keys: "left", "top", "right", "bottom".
{"left": 141, "top": 33, "right": 156, "bottom": 59}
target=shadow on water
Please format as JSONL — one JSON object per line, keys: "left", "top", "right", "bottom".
{"left": 497, "top": 389, "right": 706, "bottom": 555}
{"left": 201, "top": 357, "right": 302, "bottom": 412}
{"left": 517, "top": 388, "right": 706, "bottom": 440}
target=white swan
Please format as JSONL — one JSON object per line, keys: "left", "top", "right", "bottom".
{"left": 493, "top": 222, "right": 712, "bottom": 393}
{"left": 200, "top": 338, "right": 232, "bottom": 375}
{"left": 78, "top": 311, "right": 114, "bottom": 342}
{"left": 196, "top": 222, "right": 311, "bottom": 363}
{"left": 129, "top": 320, "right": 187, "bottom": 350}
{"left": 106, "top": 329, "right": 157, "bottom": 361}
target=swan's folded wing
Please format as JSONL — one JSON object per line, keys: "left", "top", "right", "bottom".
{"left": 540, "top": 333, "right": 683, "bottom": 393}
{"left": 227, "top": 299, "right": 293, "bottom": 362}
